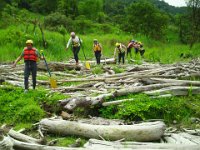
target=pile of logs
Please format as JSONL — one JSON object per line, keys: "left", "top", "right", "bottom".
{"left": 1, "top": 123, "right": 200, "bottom": 150}
{"left": 1, "top": 59, "right": 200, "bottom": 112}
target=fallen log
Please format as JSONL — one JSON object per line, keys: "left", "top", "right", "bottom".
{"left": 149, "top": 78, "right": 200, "bottom": 86}
{"left": 40, "top": 119, "right": 166, "bottom": 141}
{"left": 37, "top": 62, "right": 82, "bottom": 71}
{"left": 113, "top": 83, "right": 178, "bottom": 97}
{"left": 84, "top": 139, "right": 199, "bottom": 150}
{"left": 88, "top": 58, "right": 116, "bottom": 65}
{"left": 59, "top": 93, "right": 114, "bottom": 111}
{"left": 145, "top": 86, "right": 200, "bottom": 96}
{"left": 11, "top": 137, "right": 85, "bottom": 150}
{"left": 8, "top": 129, "right": 45, "bottom": 144}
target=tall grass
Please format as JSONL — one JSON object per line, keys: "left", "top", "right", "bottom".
{"left": 0, "top": 24, "right": 199, "bottom": 64}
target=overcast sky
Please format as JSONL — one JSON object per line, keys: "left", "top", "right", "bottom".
{"left": 163, "top": 0, "right": 186, "bottom": 7}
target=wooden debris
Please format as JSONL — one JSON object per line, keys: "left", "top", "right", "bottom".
{"left": 39, "top": 119, "right": 166, "bottom": 141}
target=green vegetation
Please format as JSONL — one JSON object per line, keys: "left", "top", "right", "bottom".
{"left": 0, "top": 0, "right": 199, "bottom": 63}
{"left": 99, "top": 94, "right": 200, "bottom": 127}
{"left": 0, "top": 0, "right": 199, "bottom": 147}
{"left": 0, "top": 86, "right": 66, "bottom": 125}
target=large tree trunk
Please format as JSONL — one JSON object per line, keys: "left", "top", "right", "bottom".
{"left": 40, "top": 119, "right": 166, "bottom": 142}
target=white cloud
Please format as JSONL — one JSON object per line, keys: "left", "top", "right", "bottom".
{"left": 163, "top": 0, "right": 186, "bottom": 7}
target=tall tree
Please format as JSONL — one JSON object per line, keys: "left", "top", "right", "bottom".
{"left": 125, "top": 0, "right": 169, "bottom": 39}
{"left": 186, "top": 0, "right": 200, "bottom": 48}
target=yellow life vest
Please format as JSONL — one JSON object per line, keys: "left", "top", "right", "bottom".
{"left": 117, "top": 44, "right": 125, "bottom": 53}
{"left": 93, "top": 44, "right": 101, "bottom": 52}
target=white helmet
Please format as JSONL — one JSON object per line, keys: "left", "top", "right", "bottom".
{"left": 70, "top": 32, "right": 75, "bottom": 36}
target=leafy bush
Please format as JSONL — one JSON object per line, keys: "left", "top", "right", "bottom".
{"left": 44, "top": 12, "right": 73, "bottom": 32}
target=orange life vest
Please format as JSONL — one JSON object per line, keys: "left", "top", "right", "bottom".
{"left": 23, "top": 47, "right": 37, "bottom": 61}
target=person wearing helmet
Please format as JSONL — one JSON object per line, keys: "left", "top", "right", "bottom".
{"left": 127, "top": 40, "right": 136, "bottom": 59}
{"left": 114, "top": 43, "right": 127, "bottom": 64}
{"left": 66, "top": 32, "right": 82, "bottom": 65}
{"left": 93, "top": 39, "right": 103, "bottom": 65}
{"left": 13, "top": 40, "right": 43, "bottom": 93}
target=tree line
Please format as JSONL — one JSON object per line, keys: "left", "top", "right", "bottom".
{"left": 0, "top": 0, "right": 200, "bottom": 46}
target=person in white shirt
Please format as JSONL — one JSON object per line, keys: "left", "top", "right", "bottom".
{"left": 66, "top": 32, "right": 82, "bottom": 65}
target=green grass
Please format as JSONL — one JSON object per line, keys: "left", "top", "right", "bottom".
{"left": 46, "top": 135, "right": 87, "bottom": 147}
{"left": 99, "top": 94, "right": 200, "bottom": 127}
{"left": 0, "top": 85, "right": 67, "bottom": 125}
{"left": 0, "top": 24, "right": 199, "bottom": 64}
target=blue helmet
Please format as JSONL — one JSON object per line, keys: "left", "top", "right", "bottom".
{"left": 131, "top": 40, "right": 135, "bottom": 43}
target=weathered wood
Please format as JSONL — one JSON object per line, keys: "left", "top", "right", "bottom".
{"left": 8, "top": 129, "right": 45, "bottom": 144}
{"left": 0, "top": 136, "right": 13, "bottom": 150}
{"left": 88, "top": 58, "right": 116, "bottom": 65}
{"left": 40, "top": 119, "right": 166, "bottom": 141}
{"left": 84, "top": 139, "right": 199, "bottom": 150}
{"left": 37, "top": 62, "right": 82, "bottom": 71}
{"left": 145, "top": 86, "right": 200, "bottom": 96}
{"left": 113, "top": 83, "right": 177, "bottom": 97}
{"left": 11, "top": 138, "right": 85, "bottom": 150}
{"left": 59, "top": 93, "right": 114, "bottom": 111}
{"left": 102, "top": 99, "right": 135, "bottom": 106}
{"left": 150, "top": 78, "right": 200, "bottom": 86}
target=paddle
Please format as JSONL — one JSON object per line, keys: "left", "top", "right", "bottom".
{"left": 40, "top": 50, "right": 57, "bottom": 88}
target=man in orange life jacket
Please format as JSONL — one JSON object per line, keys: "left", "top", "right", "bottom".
{"left": 93, "top": 39, "right": 102, "bottom": 65}
{"left": 13, "top": 40, "right": 43, "bottom": 93}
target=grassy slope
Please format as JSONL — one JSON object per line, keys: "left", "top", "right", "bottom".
{"left": 0, "top": 24, "right": 199, "bottom": 64}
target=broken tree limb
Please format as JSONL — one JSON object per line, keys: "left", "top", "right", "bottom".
{"left": 11, "top": 137, "right": 85, "bottom": 150}
{"left": 8, "top": 129, "right": 45, "bottom": 144}
{"left": 149, "top": 78, "right": 200, "bottom": 86}
{"left": 145, "top": 86, "right": 200, "bottom": 96}
{"left": 102, "top": 99, "right": 135, "bottom": 106}
{"left": 84, "top": 139, "right": 199, "bottom": 150}
{"left": 40, "top": 119, "right": 166, "bottom": 141}
{"left": 59, "top": 93, "right": 114, "bottom": 111}
{"left": 113, "top": 83, "right": 178, "bottom": 97}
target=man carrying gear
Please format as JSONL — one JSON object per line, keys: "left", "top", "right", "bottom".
{"left": 127, "top": 40, "right": 136, "bottom": 59}
{"left": 13, "top": 40, "right": 43, "bottom": 93}
{"left": 114, "top": 43, "right": 127, "bottom": 64}
{"left": 66, "top": 32, "right": 82, "bottom": 65}
{"left": 93, "top": 39, "right": 103, "bottom": 65}
{"left": 138, "top": 41, "right": 145, "bottom": 57}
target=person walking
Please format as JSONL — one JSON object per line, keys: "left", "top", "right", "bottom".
{"left": 138, "top": 41, "right": 145, "bottom": 58}
{"left": 66, "top": 32, "right": 82, "bottom": 65}
{"left": 93, "top": 39, "right": 102, "bottom": 65}
{"left": 127, "top": 40, "right": 136, "bottom": 59}
{"left": 114, "top": 43, "right": 127, "bottom": 64}
{"left": 13, "top": 40, "right": 43, "bottom": 93}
